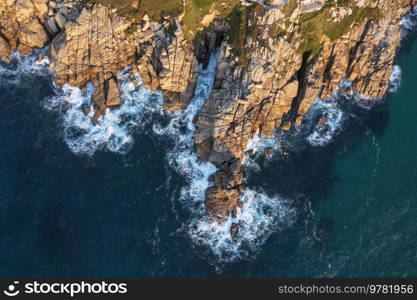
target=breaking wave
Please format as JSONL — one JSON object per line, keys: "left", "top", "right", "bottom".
{"left": 389, "top": 65, "right": 402, "bottom": 93}
{"left": 306, "top": 98, "right": 345, "bottom": 147}
{"left": 243, "top": 131, "right": 286, "bottom": 172}
{"left": 153, "top": 52, "right": 219, "bottom": 208}
{"left": 152, "top": 52, "right": 296, "bottom": 262}
{"left": 188, "top": 189, "right": 295, "bottom": 263}
{"left": 43, "top": 69, "right": 163, "bottom": 156}
{"left": 1, "top": 43, "right": 400, "bottom": 264}
{"left": 0, "top": 51, "right": 50, "bottom": 86}
{"left": 401, "top": 6, "right": 417, "bottom": 32}
{"left": 1, "top": 51, "right": 162, "bottom": 156}
{"left": 303, "top": 74, "right": 391, "bottom": 148}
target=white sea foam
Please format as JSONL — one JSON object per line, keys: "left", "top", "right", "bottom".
{"left": 153, "top": 52, "right": 219, "bottom": 207}
{"left": 168, "top": 151, "right": 217, "bottom": 206}
{"left": 389, "top": 65, "right": 402, "bottom": 93}
{"left": 337, "top": 79, "right": 378, "bottom": 107}
{"left": 0, "top": 51, "right": 50, "bottom": 86}
{"left": 243, "top": 131, "right": 284, "bottom": 172}
{"left": 1, "top": 52, "right": 163, "bottom": 156}
{"left": 5, "top": 49, "right": 295, "bottom": 262}
{"left": 152, "top": 52, "right": 296, "bottom": 261}
{"left": 0, "top": 51, "right": 163, "bottom": 155}
{"left": 304, "top": 77, "right": 384, "bottom": 147}
{"left": 43, "top": 69, "right": 163, "bottom": 156}
{"left": 188, "top": 189, "right": 295, "bottom": 262}
{"left": 306, "top": 98, "right": 345, "bottom": 147}
{"left": 401, "top": 6, "right": 417, "bottom": 32}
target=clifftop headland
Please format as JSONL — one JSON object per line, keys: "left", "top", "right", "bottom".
{"left": 0, "top": 0, "right": 414, "bottom": 237}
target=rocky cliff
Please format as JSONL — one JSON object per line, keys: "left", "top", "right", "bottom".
{"left": 195, "top": 0, "right": 416, "bottom": 226}
{"left": 0, "top": 0, "right": 414, "bottom": 236}
{"left": 1, "top": 0, "right": 201, "bottom": 117}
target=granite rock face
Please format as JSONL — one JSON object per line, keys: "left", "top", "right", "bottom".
{"left": 133, "top": 24, "right": 200, "bottom": 111}
{"left": 48, "top": 5, "right": 140, "bottom": 118}
{"left": 195, "top": 0, "right": 416, "bottom": 222}
{"left": 0, "top": 0, "right": 78, "bottom": 60}
{"left": 0, "top": 1, "right": 200, "bottom": 117}
{"left": 1, "top": 0, "right": 415, "bottom": 232}
{"left": 48, "top": 5, "right": 200, "bottom": 117}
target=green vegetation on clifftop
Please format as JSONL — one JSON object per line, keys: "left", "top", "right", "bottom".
{"left": 83, "top": 0, "right": 243, "bottom": 40}
{"left": 82, "top": 0, "right": 183, "bottom": 20}
{"left": 82, "top": 0, "right": 382, "bottom": 62}
{"left": 298, "top": 1, "right": 381, "bottom": 56}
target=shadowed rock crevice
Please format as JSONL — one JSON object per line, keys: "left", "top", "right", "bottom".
{"left": 0, "top": 0, "right": 415, "bottom": 237}
{"left": 194, "top": 0, "right": 417, "bottom": 228}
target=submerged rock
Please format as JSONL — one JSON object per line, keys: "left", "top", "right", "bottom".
{"left": 230, "top": 223, "right": 240, "bottom": 239}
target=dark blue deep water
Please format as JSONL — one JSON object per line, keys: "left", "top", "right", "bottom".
{"left": 1, "top": 34, "right": 417, "bottom": 277}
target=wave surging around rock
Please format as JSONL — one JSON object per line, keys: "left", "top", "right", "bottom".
{"left": 306, "top": 98, "right": 345, "bottom": 147}
{"left": 0, "top": 51, "right": 50, "bottom": 86}
{"left": 189, "top": 189, "right": 295, "bottom": 263}
{"left": 43, "top": 69, "right": 163, "bottom": 156}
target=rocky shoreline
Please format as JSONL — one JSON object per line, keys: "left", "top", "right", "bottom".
{"left": 1, "top": 0, "right": 415, "bottom": 237}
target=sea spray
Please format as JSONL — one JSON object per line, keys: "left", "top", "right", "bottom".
{"left": 188, "top": 189, "right": 295, "bottom": 262}
{"left": 153, "top": 52, "right": 295, "bottom": 262}
{"left": 43, "top": 68, "right": 163, "bottom": 156}
{"left": 306, "top": 97, "right": 345, "bottom": 147}
{"left": 389, "top": 65, "right": 402, "bottom": 93}
{"left": 304, "top": 77, "right": 389, "bottom": 147}
{"left": 0, "top": 51, "right": 50, "bottom": 86}
{"left": 153, "top": 52, "right": 219, "bottom": 208}
{"left": 243, "top": 131, "right": 285, "bottom": 172}
{"left": 1, "top": 51, "right": 163, "bottom": 156}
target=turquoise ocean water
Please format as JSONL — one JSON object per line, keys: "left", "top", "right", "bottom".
{"left": 0, "top": 24, "right": 416, "bottom": 277}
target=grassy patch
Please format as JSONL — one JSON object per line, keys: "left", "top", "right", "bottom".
{"left": 182, "top": 0, "right": 242, "bottom": 41}
{"left": 298, "top": 3, "right": 381, "bottom": 56}
{"left": 82, "top": 0, "right": 252, "bottom": 63}
{"left": 227, "top": 5, "right": 250, "bottom": 66}
{"left": 83, "top": 0, "right": 183, "bottom": 22}
{"left": 83, "top": 0, "right": 242, "bottom": 40}
{"left": 82, "top": 0, "right": 381, "bottom": 62}
{"left": 282, "top": 0, "right": 298, "bottom": 16}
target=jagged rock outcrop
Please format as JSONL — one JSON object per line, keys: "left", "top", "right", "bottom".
{"left": 133, "top": 25, "right": 200, "bottom": 111}
{"left": 47, "top": 4, "right": 200, "bottom": 117}
{"left": 1, "top": 0, "right": 415, "bottom": 234}
{"left": 48, "top": 5, "right": 200, "bottom": 116}
{"left": 0, "top": 0, "right": 77, "bottom": 60}
{"left": 195, "top": 0, "right": 416, "bottom": 224}
{"left": 0, "top": 1, "right": 200, "bottom": 117}
{"left": 48, "top": 5, "right": 141, "bottom": 118}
